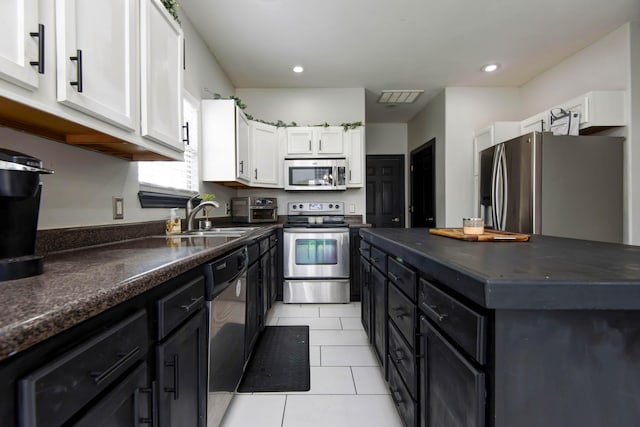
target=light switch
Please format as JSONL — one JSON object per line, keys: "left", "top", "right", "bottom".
{"left": 113, "top": 197, "right": 124, "bottom": 220}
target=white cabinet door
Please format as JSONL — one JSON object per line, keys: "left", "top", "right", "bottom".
{"left": 250, "top": 121, "right": 279, "bottom": 187}
{"left": 0, "top": 0, "right": 40, "bottom": 90}
{"left": 346, "top": 127, "right": 364, "bottom": 187}
{"left": 316, "top": 127, "right": 344, "bottom": 155}
{"left": 286, "top": 127, "right": 314, "bottom": 155}
{"left": 140, "top": 0, "right": 183, "bottom": 151}
{"left": 56, "top": 0, "right": 136, "bottom": 130}
{"left": 236, "top": 108, "right": 251, "bottom": 183}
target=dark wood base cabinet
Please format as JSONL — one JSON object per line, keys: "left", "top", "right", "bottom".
{"left": 361, "top": 228, "right": 640, "bottom": 427}
{"left": 157, "top": 309, "right": 208, "bottom": 427}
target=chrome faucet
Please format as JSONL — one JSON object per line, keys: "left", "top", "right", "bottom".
{"left": 186, "top": 194, "right": 220, "bottom": 231}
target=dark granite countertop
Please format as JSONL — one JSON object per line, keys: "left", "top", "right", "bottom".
{"left": 360, "top": 228, "right": 640, "bottom": 310}
{"left": 0, "top": 225, "right": 280, "bottom": 361}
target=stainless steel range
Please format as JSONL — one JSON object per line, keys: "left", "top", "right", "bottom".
{"left": 283, "top": 201, "right": 350, "bottom": 303}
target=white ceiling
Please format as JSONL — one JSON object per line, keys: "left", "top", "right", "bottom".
{"left": 179, "top": 0, "right": 640, "bottom": 123}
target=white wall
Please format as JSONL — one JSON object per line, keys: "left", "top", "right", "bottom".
{"left": 443, "top": 87, "right": 522, "bottom": 226}
{"left": 408, "top": 90, "right": 446, "bottom": 226}
{"left": 234, "top": 88, "right": 367, "bottom": 217}
{"left": 0, "top": 14, "right": 238, "bottom": 229}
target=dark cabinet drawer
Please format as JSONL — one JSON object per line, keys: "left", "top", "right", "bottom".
{"left": 157, "top": 275, "right": 205, "bottom": 340}
{"left": 388, "top": 257, "right": 416, "bottom": 302}
{"left": 370, "top": 246, "right": 387, "bottom": 274}
{"left": 419, "top": 278, "right": 487, "bottom": 365}
{"left": 388, "top": 356, "right": 418, "bottom": 427}
{"left": 269, "top": 233, "right": 277, "bottom": 248}
{"left": 388, "top": 283, "right": 416, "bottom": 348}
{"left": 247, "top": 242, "right": 259, "bottom": 264}
{"left": 18, "top": 310, "right": 148, "bottom": 427}
{"left": 388, "top": 321, "right": 417, "bottom": 400}
{"left": 72, "top": 362, "right": 152, "bottom": 426}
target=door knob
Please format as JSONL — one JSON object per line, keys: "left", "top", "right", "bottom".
{"left": 392, "top": 217, "right": 400, "bottom": 223}
{"left": 427, "top": 217, "right": 434, "bottom": 221}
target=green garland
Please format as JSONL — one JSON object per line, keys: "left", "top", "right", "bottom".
{"left": 213, "top": 93, "right": 364, "bottom": 131}
{"left": 161, "top": 0, "right": 180, "bottom": 24}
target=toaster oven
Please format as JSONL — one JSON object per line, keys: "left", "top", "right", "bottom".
{"left": 231, "top": 197, "right": 278, "bottom": 223}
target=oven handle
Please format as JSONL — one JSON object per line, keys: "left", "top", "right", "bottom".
{"left": 284, "top": 227, "right": 349, "bottom": 234}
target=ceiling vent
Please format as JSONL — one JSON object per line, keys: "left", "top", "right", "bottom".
{"left": 377, "top": 90, "right": 424, "bottom": 104}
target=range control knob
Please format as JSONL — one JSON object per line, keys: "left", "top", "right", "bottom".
{"left": 329, "top": 204, "right": 333, "bottom": 209}
{"left": 299, "top": 204, "right": 303, "bottom": 209}
{"left": 335, "top": 204, "right": 340, "bottom": 209}
{"left": 292, "top": 205, "right": 297, "bottom": 209}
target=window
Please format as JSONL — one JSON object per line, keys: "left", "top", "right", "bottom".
{"left": 138, "top": 92, "right": 200, "bottom": 207}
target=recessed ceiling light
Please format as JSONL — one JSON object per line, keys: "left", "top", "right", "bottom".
{"left": 293, "top": 66, "right": 304, "bottom": 73}
{"left": 483, "top": 63, "right": 500, "bottom": 73}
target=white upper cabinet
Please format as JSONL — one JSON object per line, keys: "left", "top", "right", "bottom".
{"left": 286, "top": 126, "right": 345, "bottom": 157}
{"left": 202, "top": 100, "right": 251, "bottom": 183}
{"left": 345, "top": 127, "right": 364, "bottom": 188}
{"left": 249, "top": 121, "right": 280, "bottom": 187}
{"left": 140, "top": 0, "right": 183, "bottom": 151}
{"left": 0, "top": 0, "right": 41, "bottom": 90}
{"left": 55, "top": 0, "right": 137, "bottom": 131}
{"left": 236, "top": 108, "right": 250, "bottom": 183}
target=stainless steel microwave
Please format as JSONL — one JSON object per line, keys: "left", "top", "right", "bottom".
{"left": 284, "top": 158, "right": 347, "bottom": 191}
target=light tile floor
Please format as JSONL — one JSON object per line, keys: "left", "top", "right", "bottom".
{"left": 219, "top": 302, "right": 403, "bottom": 427}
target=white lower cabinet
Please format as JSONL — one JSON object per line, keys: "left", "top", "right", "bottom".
{"left": 55, "top": 0, "right": 137, "bottom": 131}
{"left": 140, "top": 0, "right": 183, "bottom": 152}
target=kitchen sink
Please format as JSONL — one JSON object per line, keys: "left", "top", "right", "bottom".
{"left": 176, "top": 227, "right": 258, "bottom": 237}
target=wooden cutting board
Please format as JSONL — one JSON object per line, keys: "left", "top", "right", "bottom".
{"left": 429, "top": 228, "right": 530, "bottom": 242}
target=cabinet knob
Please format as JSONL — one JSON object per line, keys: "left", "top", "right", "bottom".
{"left": 392, "top": 217, "right": 400, "bottom": 223}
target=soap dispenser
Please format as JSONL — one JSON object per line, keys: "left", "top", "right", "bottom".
{"left": 165, "top": 208, "right": 182, "bottom": 235}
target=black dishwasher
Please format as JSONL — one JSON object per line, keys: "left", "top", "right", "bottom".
{"left": 204, "top": 246, "right": 248, "bottom": 427}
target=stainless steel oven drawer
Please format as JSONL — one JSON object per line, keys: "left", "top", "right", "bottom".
{"left": 283, "top": 279, "right": 350, "bottom": 303}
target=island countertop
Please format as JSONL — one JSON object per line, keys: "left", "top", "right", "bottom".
{"left": 0, "top": 225, "right": 280, "bottom": 361}
{"left": 360, "top": 228, "right": 640, "bottom": 310}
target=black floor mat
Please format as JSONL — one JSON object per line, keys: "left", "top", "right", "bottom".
{"left": 238, "top": 326, "right": 310, "bottom": 392}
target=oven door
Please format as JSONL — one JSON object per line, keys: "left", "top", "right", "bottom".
{"left": 283, "top": 227, "right": 350, "bottom": 278}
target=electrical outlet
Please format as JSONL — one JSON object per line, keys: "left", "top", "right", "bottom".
{"left": 349, "top": 203, "right": 356, "bottom": 213}
{"left": 113, "top": 197, "right": 124, "bottom": 220}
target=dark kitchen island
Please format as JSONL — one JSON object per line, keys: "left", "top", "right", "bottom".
{"left": 359, "top": 227, "right": 640, "bottom": 427}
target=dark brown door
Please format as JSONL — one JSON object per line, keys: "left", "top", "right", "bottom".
{"left": 366, "top": 155, "right": 405, "bottom": 228}
{"left": 411, "top": 139, "right": 436, "bottom": 227}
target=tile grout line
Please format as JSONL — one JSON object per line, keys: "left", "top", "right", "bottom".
{"left": 349, "top": 366, "right": 358, "bottom": 394}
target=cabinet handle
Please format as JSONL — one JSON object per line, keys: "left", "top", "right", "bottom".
{"left": 254, "top": 168, "right": 258, "bottom": 180}
{"left": 29, "top": 24, "right": 45, "bottom": 74}
{"left": 393, "top": 349, "right": 404, "bottom": 363}
{"left": 389, "top": 272, "right": 399, "bottom": 282}
{"left": 180, "top": 296, "right": 203, "bottom": 312}
{"left": 423, "top": 303, "right": 447, "bottom": 322}
{"left": 182, "top": 122, "right": 190, "bottom": 145}
{"left": 239, "top": 160, "right": 244, "bottom": 174}
{"left": 349, "top": 170, "right": 352, "bottom": 181}
{"left": 164, "top": 354, "right": 180, "bottom": 400}
{"left": 139, "top": 382, "right": 156, "bottom": 425}
{"left": 69, "top": 49, "right": 83, "bottom": 92}
{"left": 392, "top": 307, "right": 406, "bottom": 319}
{"left": 308, "top": 140, "right": 311, "bottom": 151}
{"left": 89, "top": 346, "right": 140, "bottom": 385}
{"left": 319, "top": 139, "right": 322, "bottom": 151}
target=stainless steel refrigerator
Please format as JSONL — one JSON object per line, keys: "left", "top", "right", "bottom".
{"left": 479, "top": 132, "right": 623, "bottom": 243}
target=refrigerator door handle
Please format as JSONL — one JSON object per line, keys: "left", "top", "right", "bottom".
{"left": 499, "top": 144, "right": 508, "bottom": 231}
{"left": 491, "top": 145, "right": 500, "bottom": 230}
